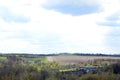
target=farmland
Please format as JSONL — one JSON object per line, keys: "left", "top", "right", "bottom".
{"left": 47, "top": 56, "right": 120, "bottom": 63}
{"left": 0, "top": 54, "right": 120, "bottom": 80}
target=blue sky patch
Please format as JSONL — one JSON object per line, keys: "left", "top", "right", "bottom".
{"left": 98, "top": 21, "right": 120, "bottom": 27}
{"left": 0, "top": 6, "right": 30, "bottom": 23}
{"left": 98, "top": 12, "right": 120, "bottom": 27}
{"left": 43, "top": 2, "right": 101, "bottom": 16}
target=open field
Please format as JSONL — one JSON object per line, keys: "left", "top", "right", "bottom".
{"left": 47, "top": 56, "right": 120, "bottom": 63}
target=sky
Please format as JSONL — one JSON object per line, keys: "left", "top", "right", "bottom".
{"left": 0, "top": 0, "right": 120, "bottom": 54}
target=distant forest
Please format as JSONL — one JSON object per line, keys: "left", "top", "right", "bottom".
{"left": 0, "top": 53, "right": 120, "bottom": 57}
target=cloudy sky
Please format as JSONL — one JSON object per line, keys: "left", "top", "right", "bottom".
{"left": 0, "top": 0, "right": 120, "bottom": 54}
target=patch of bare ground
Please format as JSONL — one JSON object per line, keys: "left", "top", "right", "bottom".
{"left": 47, "top": 56, "right": 120, "bottom": 63}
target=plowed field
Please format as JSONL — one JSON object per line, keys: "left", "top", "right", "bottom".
{"left": 47, "top": 56, "right": 120, "bottom": 63}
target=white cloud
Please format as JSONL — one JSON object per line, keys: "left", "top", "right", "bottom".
{"left": 0, "top": 0, "right": 120, "bottom": 54}
{"left": 0, "top": 39, "right": 41, "bottom": 53}
{"left": 43, "top": 0, "right": 101, "bottom": 6}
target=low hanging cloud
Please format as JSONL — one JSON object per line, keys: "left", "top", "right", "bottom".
{"left": 105, "top": 27, "right": 120, "bottom": 54}
{"left": 98, "top": 12, "right": 120, "bottom": 27}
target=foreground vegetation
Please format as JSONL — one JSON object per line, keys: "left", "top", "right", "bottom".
{"left": 0, "top": 54, "right": 120, "bottom": 80}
